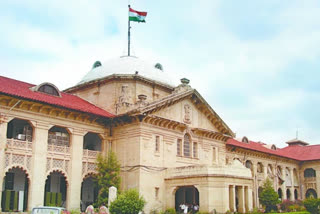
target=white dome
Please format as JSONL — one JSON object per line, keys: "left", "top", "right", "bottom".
{"left": 78, "top": 56, "right": 175, "bottom": 86}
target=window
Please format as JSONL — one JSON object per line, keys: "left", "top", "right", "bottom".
{"left": 177, "top": 139, "right": 182, "bottom": 156}
{"left": 193, "top": 142, "right": 198, "bottom": 158}
{"left": 212, "top": 147, "right": 217, "bottom": 163}
{"left": 38, "top": 84, "right": 59, "bottom": 96}
{"left": 183, "top": 134, "right": 191, "bottom": 157}
{"left": 304, "top": 168, "right": 316, "bottom": 178}
{"left": 155, "top": 187, "right": 159, "bottom": 199}
{"left": 155, "top": 136, "right": 160, "bottom": 152}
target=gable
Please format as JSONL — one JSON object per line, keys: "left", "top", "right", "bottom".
{"left": 151, "top": 98, "right": 219, "bottom": 132}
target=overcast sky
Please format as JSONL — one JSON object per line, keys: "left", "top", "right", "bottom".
{"left": 1, "top": 0, "right": 319, "bottom": 147}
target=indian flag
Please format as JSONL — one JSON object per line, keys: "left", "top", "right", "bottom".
{"left": 129, "top": 8, "right": 147, "bottom": 23}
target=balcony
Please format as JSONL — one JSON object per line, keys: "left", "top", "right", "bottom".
{"left": 304, "top": 177, "right": 316, "bottom": 182}
{"left": 5, "top": 139, "right": 32, "bottom": 171}
{"left": 82, "top": 149, "right": 101, "bottom": 177}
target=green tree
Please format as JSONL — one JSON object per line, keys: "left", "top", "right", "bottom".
{"left": 95, "top": 151, "right": 121, "bottom": 206}
{"left": 109, "top": 189, "right": 146, "bottom": 214}
{"left": 259, "top": 178, "right": 280, "bottom": 212}
{"left": 303, "top": 198, "right": 320, "bottom": 214}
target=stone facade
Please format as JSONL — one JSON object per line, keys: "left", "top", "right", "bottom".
{"left": 0, "top": 61, "right": 319, "bottom": 213}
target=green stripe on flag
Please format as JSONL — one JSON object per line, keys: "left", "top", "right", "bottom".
{"left": 129, "top": 16, "right": 146, "bottom": 22}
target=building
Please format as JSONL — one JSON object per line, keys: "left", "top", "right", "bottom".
{"left": 0, "top": 56, "right": 319, "bottom": 213}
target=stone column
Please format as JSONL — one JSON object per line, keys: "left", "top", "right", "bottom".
{"left": 252, "top": 163, "right": 257, "bottom": 208}
{"left": 66, "top": 128, "right": 84, "bottom": 210}
{"left": 290, "top": 168, "right": 295, "bottom": 200}
{"left": 238, "top": 186, "right": 245, "bottom": 213}
{"left": 29, "top": 122, "right": 50, "bottom": 209}
{"left": 281, "top": 167, "right": 287, "bottom": 200}
{"left": 316, "top": 168, "right": 320, "bottom": 200}
{"left": 229, "top": 185, "right": 236, "bottom": 212}
{"left": 0, "top": 115, "right": 9, "bottom": 211}
{"left": 248, "top": 187, "right": 253, "bottom": 211}
{"left": 263, "top": 163, "right": 268, "bottom": 179}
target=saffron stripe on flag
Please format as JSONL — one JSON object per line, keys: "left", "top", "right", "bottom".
{"left": 129, "top": 8, "right": 147, "bottom": 17}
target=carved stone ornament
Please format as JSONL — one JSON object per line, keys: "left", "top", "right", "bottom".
{"left": 183, "top": 104, "right": 192, "bottom": 124}
{"left": 116, "top": 85, "right": 132, "bottom": 113}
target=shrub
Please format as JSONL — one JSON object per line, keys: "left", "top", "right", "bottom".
{"left": 280, "top": 200, "right": 294, "bottom": 212}
{"left": 109, "top": 189, "right": 146, "bottom": 214}
{"left": 163, "top": 208, "right": 176, "bottom": 214}
{"left": 303, "top": 198, "right": 320, "bottom": 214}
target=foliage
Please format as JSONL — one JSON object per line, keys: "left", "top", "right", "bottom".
{"left": 249, "top": 207, "right": 264, "bottom": 214}
{"left": 109, "top": 189, "right": 146, "bottom": 214}
{"left": 161, "top": 208, "right": 176, "bottom": 214}
{"left": 69, "top": 209, "right": 81, "bottom": 214}
{"left": 259, "top": 179, "right": 280, "bottom": 213}
{"left": 95, "top": 151, "right": 121, "bottom": 206}
{"left": 268, "top": 212, "right": 310, "bottom": 214}
{"left": 303, "top": 198, "right": 320, "bottom": 214}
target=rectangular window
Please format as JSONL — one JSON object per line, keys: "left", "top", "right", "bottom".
{"left": 193, "top": 142, "right": 198, "bottom": 158}
{"left": 155, "top": 136, "right": 160, "bottom": 152}
{"left": 155, "top": 187, "right": 159, "bottom": 199}
{"left": 212, "top": 147, "right": 217, "bottom": 163}
{"left": 177, "top": 139, "right": 182, "bottom": 156}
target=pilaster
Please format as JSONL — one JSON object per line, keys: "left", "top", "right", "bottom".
{"left": 0, "top": 115, "right": 9, "bottom": 211}
{"left": 290, "top": 168, "right": 295, "bottom": 200}
{"left": 66, "top": 128, "right": 85, "bottom": 210}
{"left": 29, "top": 122, "right": 50, "bottom": 209}
{"left": 281, "top": 167, "right": 287, "bottom": 200}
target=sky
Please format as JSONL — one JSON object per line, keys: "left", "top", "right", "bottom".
{"left": 0, "top": 0, "right": 320, "bottom": 147}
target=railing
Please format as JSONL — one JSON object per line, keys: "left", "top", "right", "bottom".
{"left": 47, "top": 144, "right": 70, "bottom": 154}
{"left": 83, "top": 149, "right": 101, "bottom": 159}
{"left": 6, "top": 139, "right": 32, "bottom": 151}
{"left": 304, "top": 177, "right": 316, "bottom": 182}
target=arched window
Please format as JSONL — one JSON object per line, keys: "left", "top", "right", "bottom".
{"left": 257, "top": 162, "right": 263, "bottom": 173}
{"left": 304, "top": 168, "right": 316, "bottom": 178}
{"left": 38, "top": 84, "right": 59, "bottom": 96}
{"left": 183, "top": 134, "right": 191, "bottom": 157}
{"left": 245, "top": 160, "right": 252, "bottom": 170}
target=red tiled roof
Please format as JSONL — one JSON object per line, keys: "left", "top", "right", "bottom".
{"left": 0, "top": 76, "right": 114, "bottom": 118}
{"left": 227, "top": 138, "right": 320, "bottom": 161}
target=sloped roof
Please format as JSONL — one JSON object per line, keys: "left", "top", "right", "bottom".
{"left": 227, "top": 138, "right": 320, "bottom": 161}
{"left": 0, "top": 76, "right": 114, "bottom": 118}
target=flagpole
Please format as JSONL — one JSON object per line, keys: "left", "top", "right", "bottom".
{"left": 128, "top": 4, "right": 131, "bottom": 56}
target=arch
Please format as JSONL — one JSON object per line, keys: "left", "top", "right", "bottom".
{"left": 306, "top": 189, "right": 317, "bottom": 198}
{"left": 82, "top": 172, "right": 97, "bottom": 180}
{"left": 5, "top": 165, "right": 31, "bottom": 181}
{"left": 2, "top": 167, "right": 30, "bottom": 211}
{"left": 44, "top": 171, "right": 68, "bottom": 207}
{"left": 304, "top": 168, "right": 316, "bottom": 178}
{"left": 286, "top": 189, "right": 291, "bottom": 200}
{"left": 48, "top": 126, "right": 70, "bottom": 147}
{"left": 175, "top": 186, "right": 199, "bottom": 212}
{"left": 46, "top": 169, "right": 69, "bottom": 185}
{"left": 294, "top": 189, "right": 298, "bottom": 200}
{"left": 83, "top": 132, "right": 102, "bottom": 151}
{"left": 81, "top": 175, "right": 99, "bottom": 211}
{"left": 267, "top": 164, "right": 273, "bottom": 178}
{"left": 242, "top": 136, "right": 249, "bottom": 143}
{"left": 32, "top": 82, "right": 61, "bottom": 97}
{"left": 278, "top": 188, "right": 283, "bottom": 200}
{"left": 245, "top": 160, "right": 253, "bottom": 175}
{"left": 257, "top": 162, "right": 264, "bottom": 173}
{"left": 7, "top": 118, "right": 34, "bottom": 141}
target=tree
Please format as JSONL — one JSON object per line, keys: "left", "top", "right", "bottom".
{"left": 303, "top": 198, "right": 320, "bottom": 214}
{"left": 109, "top": 189, "right": 146, "bottom": 214}
{"left": 259, "top": 178, "right": 280, "bottom": 212}
{"left": 95, "top": 151, "right": 121, "bottom": 206}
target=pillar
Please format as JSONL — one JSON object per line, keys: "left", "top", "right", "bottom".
{"left": 29, "top": 122, "right": 50, "bottom": 209}
{"left": 66, "top": 129, "right": 84, "bottom": 210}
{"left": 252, "top": 163, "right": 257, "bottom": 208}
{"left": 316, "top": 168, "right": 320, "bottom": 199}
{"left": 290, "top": 168, "right": 295, "bottom": 200}
{"left": 238, "top": 186, "right": 245, "bottom": 213}
{"left": 263, "top": 163, "right": 267, "bottom": 179}
{"left": 229, "top": 185, "right": 236, "bottom": 212}
{"left": 248, "top": 187, "right": 253, "bottom": 211}
{"left": 0, "top": 115, "right": 9, "bottom": 211}
{"left": 281, "top": 167, "right": 287, "bottom": 200}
